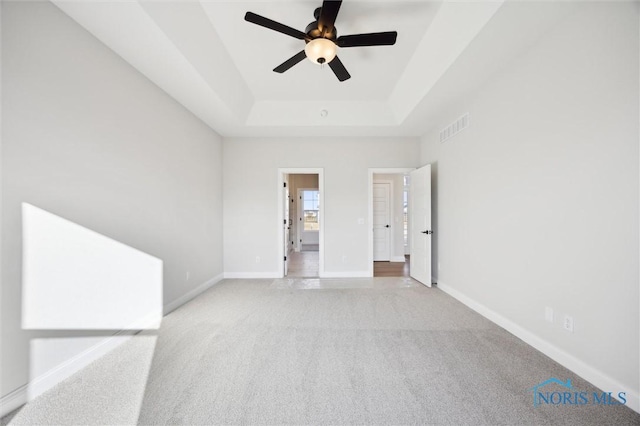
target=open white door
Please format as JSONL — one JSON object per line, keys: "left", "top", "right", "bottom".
{"left": 410, "top": 165, "right": 432, "bottom": 287}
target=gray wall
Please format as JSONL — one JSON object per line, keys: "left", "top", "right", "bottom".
{"left": 420, "top": 2, "right": 639, "bottom": 402}
{"left": 223, "top": 138, "right": 420, "bottom": 276}
{"left": 1, "top": 1, "right": 223, "bottom": 398}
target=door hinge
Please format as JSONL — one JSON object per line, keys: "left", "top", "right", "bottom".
{"left": 284, "top": 182, "right": 287, "bottom": 188}
{"left": 284, "top": 256, "right": 287, "bottom": 261}
{"left": 284, "top": 219, "right": 287, "bottom": 225}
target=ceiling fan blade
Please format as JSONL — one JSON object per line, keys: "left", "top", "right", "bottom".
{"left": 336, "top": 31, "right": 397, "bottom": 47}
{"left": 318, "top": 1, "right": 342, "bottom": 36}
{"left": 245, "top": 11, "right": 308, "bottom": 40}
{"left": 328, "top": 56, "right": 351, "bottom": 82}
{"left": 273, "top": 50, "right": 307, "bottom": 73}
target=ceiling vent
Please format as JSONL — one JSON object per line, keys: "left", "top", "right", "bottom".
{"left": 440, "top": 113, "right": 469, "bottom": 143}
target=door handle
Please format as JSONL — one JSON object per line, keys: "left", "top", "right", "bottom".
{"left": 421, "top": 230, "right": 433, "bottom": 234}
{"left": 385, "top": 225, "right": 390, "bottom": 228}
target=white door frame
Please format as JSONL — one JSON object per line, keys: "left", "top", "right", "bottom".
{"left": 367, "top": 168, "right": 414, "bottom": 277}
{"left": 278, "top": 168, "right": 324, "bottom": 278}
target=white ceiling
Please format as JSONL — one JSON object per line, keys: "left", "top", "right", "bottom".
{"left": 51, "top": 0, "right": 507, "bottom": 138}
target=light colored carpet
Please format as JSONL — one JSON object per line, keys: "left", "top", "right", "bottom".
{"left": 3, "top": 278, "right": 639, "bottom": 425}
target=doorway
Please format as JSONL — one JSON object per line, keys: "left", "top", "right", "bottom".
{"left": 368, "top": 168, "right": 414, "bottom": 277}
{"left": 278, "top": 169, "right": 324, "bottom": 278}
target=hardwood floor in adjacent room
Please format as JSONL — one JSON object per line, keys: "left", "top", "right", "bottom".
{"left": 374, "top": 255, "right": 410, "bottom": 277}
{"left": 287, "top": 250, "right": 319, "bottom": 277}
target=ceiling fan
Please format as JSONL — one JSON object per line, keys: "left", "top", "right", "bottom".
{"left": 244, "top": 0, "right": 398, "bottom": 82}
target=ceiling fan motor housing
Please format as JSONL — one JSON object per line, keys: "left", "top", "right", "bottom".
{"left": 305, "top": 21, "right": 337, "bottom": 41}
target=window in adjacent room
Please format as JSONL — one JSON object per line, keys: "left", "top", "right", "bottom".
{"left": 303, "top": 190, "right": 320, "bottom": 231}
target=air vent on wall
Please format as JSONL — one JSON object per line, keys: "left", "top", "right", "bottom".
{"left": 440, "top": 113, "right": 469, "bottom": 143}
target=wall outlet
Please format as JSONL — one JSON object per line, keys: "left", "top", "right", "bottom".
{"left": 255, "top": 256, "right": 261, "bottom": 263}
{"left": 545, "top": 306, "right": 554, "bottom": 323}
{"left": 563, "top": 314, "right": 574, "bottom": 333}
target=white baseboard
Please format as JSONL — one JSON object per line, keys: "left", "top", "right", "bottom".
{"left": 0, "top": 385, "right": 27, "bottom": 418}
{"left": 320, "top": 271, "right": 370, "bottom": 278}
{"left": 0, "top": 330, "right": 134, "bottom": 418}
{"left": 164, "top": 273, "right": 224, "bottom": 314}
{"left": 0, "top": 274, "right": 224, "bottom": 418}
{"left": 223, "top": 272, "right": 280, "bottom": 279}
{"left": 390, "top": 256, "right": 406, "bottom": 263}
{"left": 30, "top": 333, "right": 136, "bottom": 401}
{"left": 437, "top": 280, "right": 640, "bottom": 414}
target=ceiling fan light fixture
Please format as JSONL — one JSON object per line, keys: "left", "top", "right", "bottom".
{"left": 305, "top": 38, "right": 337, "bottom": 65}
